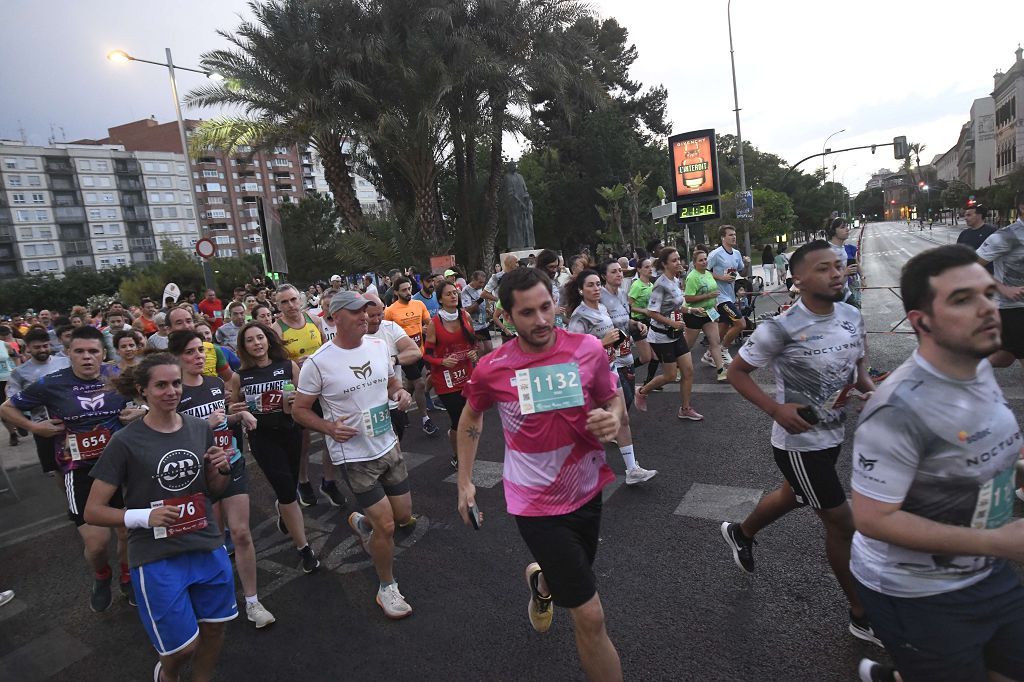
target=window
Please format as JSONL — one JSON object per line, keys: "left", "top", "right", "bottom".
{"left": 158, "top": 177, "right": 172, "bottom": 188}
{"left": 115, "top": 257, "right": 127, "bottom": 266}
{"left": 272, "top": 158, "right": 290, "bottom": 167}
{"left": 27, "top": 176, "right": 40, "bottom": 186}
{"left": 166, "top": 222, "right": 180, "bottom": 232}
{"left": 81, "top": 176, "right": 95, "bottom": 187}
{"left": 166, "top": 207, "right": 178, "bottom": 217}
{"left": 95, "top": 160, "right": 109, "bottom": 171}
{"left": 143, "top": 162, "right": 155, "bottom": 172}
{"left": 85, "top": 192, "right": 98, "bottom": 203}
{"left": 38, "top": 228, "right": 52, "bottom": 239}
{"left": 23, "top": 158, "right": 37, "bottom": 169}
{"left": 81, "top": 160, "right": 94, "bottom": 171}
{"left": 43, "top": 260, "right": 59, "bottom": 272}
{"left": 147, "top": 177, "right": 158, "bottom": 188}
{"left": 112, "top": 241, "right": 124, "bottom": 251}
{"left": 88, "top": 208, "right": 101, "bottom": 219}
{"left": 148, "top": 192, "right": 162, "bottom": 203}
{"left": 41, "top": 244, "right": 56, "bottom": 255}
{"left": 26, "top": 261, "right": 40, "bottom": 272}
{"left": 15, "top": 210, "right": 30, "bottom": 221}
{"left": 12, "top": 193, "right": 25, "bottom": 204}
{"left": 178, "top": 178, "right": 189, "bottom": 190}
{"left": 3, "top": 158, "right": 16, "bottom": 170}
{"left": 95, "top": 240, "right": 108, "bottom": 251}
{"left": 35, "top": 210, "right": 47, "bottom": 221}
{"left": 31, "top": 193, "right": 44, "bottom": 204}
{"left": 163, "top": 192, "right": 174, "bottom": 202}
{"left": 98, "top": 177, "right": 111, "bottom": 188}
{"left": 202, "top": 170, "right": 218, "bottom": 178}
{"left": 158, "top": 163, "right": 169, "bottom": 173}
{"left": 107, "top": 223, "right": 121, "bottom": 235}
{"left": 101, "top": 193, "right": 114, "bottom": 203}
{"left": 204, "top": 183, "right": 222, "bottom": 192}
{"left": 176, "top": 163, "right": 186, "bottom": 174}
{"left": 207, "top": 209, "right": 226, "bottom": 219}
{"left": 104, "top": 209, "right": 117, "bottom": 219}
{"left": 99, "top": 258, "right": 111, "bottom": 268}
{"left": 185, "top": 208, "right": 194, "bottom": 219}
{"left": 7, "top": 175, "right": 21, "bottom": 187}
{"left": 23, "top": 244, "right": 36, "bottom": 256}
{"left": 92, "top": 225, "right": 105, "bottom": 236}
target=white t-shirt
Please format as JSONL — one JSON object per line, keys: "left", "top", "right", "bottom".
{"left": 368, "top": 320, "right": 410, "bottom": 407}
{"left": 297, "top": 338, "right": 398, "bottom": 464}
{"left": 321, "top": 317, "right": 337, "bottom": 344}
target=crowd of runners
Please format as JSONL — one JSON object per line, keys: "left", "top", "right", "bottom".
{"left": 0, "top": 192, "right": 1023, "bottom": 681}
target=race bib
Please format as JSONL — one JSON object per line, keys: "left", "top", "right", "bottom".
{"left": 707, "top": 307, "right": 720, "bottom": 322}
{"left": 362, "top": 403, "right": 393, "bottom": 437}
{"left": 443, "top": 366, "right": 470, "bottom": 389}
{"left": 671, "top": 310, "right": 684, "bottom": 323}
{"left": 212, "top": 429, "right": 233, "bottom": 450}
{"left": 151, "top": 492, "right": 208, "bottom": 539}
{"left": 410, "top": 333, "right": 422, "bottom": 347}
{"left": 971, "top": 468, "right": 1015, "bottom": 530}
{"left": 67, "top": 427, "right": 112, "bottom": 461}
{"left": 617, "top": 334, "right": 633, "bottom": 358}
{"left": 515, "top": 362, "right": 584, "bottom": 415}
{"left": 260, "top": 390, "right": 284, "bottom": 413}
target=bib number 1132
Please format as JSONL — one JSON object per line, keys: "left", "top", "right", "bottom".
{"left": 516, "top": 362, "right": 584, "bottom": 415}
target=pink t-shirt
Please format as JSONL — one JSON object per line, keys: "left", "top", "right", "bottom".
{"left": 463, "top": 328, "right": 618, "bottom": 517}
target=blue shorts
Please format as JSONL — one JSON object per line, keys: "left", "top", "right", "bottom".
{"left": 132, "top": 547, "right": 238, "bottom": 656}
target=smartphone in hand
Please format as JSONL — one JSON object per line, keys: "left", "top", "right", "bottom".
{"left": 468, "top": 503, "right": 482, "bottom": 530}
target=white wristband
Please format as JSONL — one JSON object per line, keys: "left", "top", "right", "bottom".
{"left": 124, "top": 508, "right": 152, "bottom": 529}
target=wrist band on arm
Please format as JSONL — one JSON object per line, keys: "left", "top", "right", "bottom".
{"left": 124, "top": 508, "right": 152, "bottom": 529}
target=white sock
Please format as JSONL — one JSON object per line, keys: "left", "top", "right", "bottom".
{"left": 422, "top": 415, "right": 430, "bottom": 424}
{"left": 620, "top": 444, "right": 638, "bottom": 470}
{"left": 245, "top": 594, "right": 259, "bottom": 605}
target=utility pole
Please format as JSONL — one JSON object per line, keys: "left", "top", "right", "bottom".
{"left": 727, "top": 0, "right": 751, "bottom": 274}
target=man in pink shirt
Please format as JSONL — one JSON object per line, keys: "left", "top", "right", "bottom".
{"left": 457, "top": 267, "right": 625, "bottom": 682}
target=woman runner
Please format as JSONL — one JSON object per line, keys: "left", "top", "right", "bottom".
{"left": 84, "top": 353, "right": 235, "bottom": 682}
{"left": 111, "top": 330, "right": 142, "bottom": 376}
{"left": 683, "top": 250, "right": 727, "bottom": 382}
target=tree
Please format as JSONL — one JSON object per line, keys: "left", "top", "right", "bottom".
{"left": 855, "top": 187, "right": 884, "bottom": 219}
{"left": 941, "top": 180, "right": 971, "bottom": 212}
{"left": 595, "top": 184, "right": 627, "bottom": 249}
{"left": 279, "top": 194, "right": 344, "bottom": 281}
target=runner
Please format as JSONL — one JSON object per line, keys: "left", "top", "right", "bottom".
{"left": 253, "top": 304, "right": 275, "bottom": 328}
{"left": 460, "top": 270, "right": 492, "bottom": 354}
{"left": 683, "top": 250, "right": 727, "bottom": 382}
{"left": 456, "top": 266, "right": 624, "bottom": 681}
{"left": 707, "top": 225, "right": 751, "bottom": 362}
{"left": 721, "top": 239, "right": 880, "bottom": 646}
{"left": 423, "top": 281, "right": 478, "bottom": 468}
{"left": 5, "top": 327, "right": 68, "bottom": 474}
{"left": 228, "top": 321, "right": 321, "bottom": 573}
{"left": 215, "top": 302, "right": 246, "bottom": 351}
{"left": 634, "top": 247, "right": 702, "bottom": 421}
{"left": 628, "top": 257, "right": 657, "bottom": 380}
{"left": 167, "top": 330, "right": 274, "bottom": 628}
{"left": 384, "top": 276, "right": 439, "bottom": 436}
{"left": 412, "top": 273, "right": 441, "bottom": 316}
{"left": 826, "top": 217, "right": 862, "bottom": 308}
{"left": 195, "top": 322, "right": 241, "bottom": 372}
{"left": 291, "top": 291, "right": 416, "bottom": 620}
{"left": 111, "top": 330, "right": 142, "bottom": 376}
{"left": 976, "top": 191, "right": 1024, "bottom": 372}
{"left": 84, "top": 353, "right": 236, "bottom": 682}
{"left": 0, "top": 326, "right": 143, "bottom": 611}
{"left": 102, "top": 308, "right": 132, "bottom": 362}
{"left": 146, "top": 313, "right": 171, "bottom": 350}
{"left": 134, "top": 298, "right": 159, "bottom": 337}
{"left": 852, "top": 244, "right": 1024, "bottom": 682}
{"left": 197, "top": 289, "right": 225, "bottom": 333}
{"left": 365, "top": 293, "right": 421, "bottom": 443}
{"left": 165, "top": 307, "right": 233, "bottom": 382}
{"left": 535, "top": 249, "right": 569, "bottom": 330}
{"left": 317, "top": 289, "right": 338, "bottom": 344}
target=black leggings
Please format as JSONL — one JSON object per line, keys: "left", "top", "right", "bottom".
{"left": 249, "top": 426, "right": 302, "bottom": 505}
{"left": 437, "top": 391, "right": 467, "bottom": 432}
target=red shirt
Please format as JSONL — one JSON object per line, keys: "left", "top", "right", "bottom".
{"left": 198, "top": 298, "right": 225, "bottom": 331}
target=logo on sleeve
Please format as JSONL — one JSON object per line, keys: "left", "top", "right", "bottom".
{"left": 77, "top": 394, "right": 106, "bottom": 411}
{"left": 857, "top": 453, "right": 877, "bottom": 471}
{"left": 155, "top": 449, "right": 202, "bottom": 492}
{"left": 350, "top": 362, "right": 372, "bottom": 380}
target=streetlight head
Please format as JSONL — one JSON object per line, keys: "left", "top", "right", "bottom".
{"left": 106, "top": 49, "right": 133, "bottom": 64}
{"left": 206, "top": 71, "right": 225, "bottom": 82}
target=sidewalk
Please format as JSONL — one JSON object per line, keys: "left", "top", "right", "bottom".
{"left": 0, "top": 435, "right": 70, "bottom": 549}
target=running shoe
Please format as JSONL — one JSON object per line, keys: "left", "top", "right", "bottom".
{"left": 0, "top": 590, "right": 14, "bottom": 607}
{"left": 700, "top": 351, "right": 717, "bottom": 367}
{"left": 720, "top": 522, "right": 756, "bottom": 573}
{"left": 422, "top": 417, "right": 439, "bottom": 436}
{"left": 717, "top": 368, "right": 729, "bottom": 382}
{"left": 634, "top": 386, "right": 647, "bottom": 412}
{"left": 397, "top": 514, "right": 419, "bottom": 533}
{"left": 867, "top": 367, "right": 890, "bottom": 383}
{"left": 858, "top": 658, "right": 898, "bottom": 682}
{"left": 376, "top": 583, "right": 413, "bottom": 619}
{"left": 8, "top": 433, "right": 17, "bottom": 447}
{"left": 524, "top": 562, "right": 553, "bottom": 633}
{"left": 297, "top": 481, "right": 318, "bottom": 507}
{"left": 246, "top": 600, "right": 276, "bottom": 628}
{"left": 348, "top": 512, "right": 373, "bottom": 555}
{"left": 849, "top": 610, "right": 883, "bottom": 647}
{"left": 449, "top": 455, "right": 458, "bottom": 469}
{"left": 320, "top": 479, "right": 347, "bottom": 508}
{"left": 721, "top": 349, "right": 734, "bottom": 365}
{"left": 224, "top": 528, "right": 235, "bottom": 557}
{"left": 274, "top": 500, "right": 288, "bottom": 535}
{"left": 153, "top": 661, "right": 162, "bottom": 682}
{"left": 625, "top": 466, "right": 658, "bottom": 486}
{"left": 1016, "top": 488, "right": 1024, "bottom": 504}
{"left": 678, "top": 406, "right": 704, "bottom": 421}
{"left": 16, "top": 427, "right": 28, "bottom": 437}
{"left": 298, "top": 544, "right": 320, "bottom": 573}
{"left": 90, "top": 575, "right": 113, "bottom": 612}
{"left": 120, "top": 579, "right": 136, "bottom": 607}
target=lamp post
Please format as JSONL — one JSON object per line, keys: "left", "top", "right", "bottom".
{"left": 726, "top": 0, "right": 752, "bottom": 273}
{"left": 822, "top": 128, "right": 845, "bottom": 179}
{"left": 106, "top": 48, "right": 223, "bottom": 291}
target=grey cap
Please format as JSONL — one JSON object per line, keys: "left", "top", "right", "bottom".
{"left": 328, "top": 291, "right": 373, "bottom": 317}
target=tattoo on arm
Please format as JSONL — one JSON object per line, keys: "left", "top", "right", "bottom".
{"left": 464, "top": 425, "right": 481, "bottom": 441}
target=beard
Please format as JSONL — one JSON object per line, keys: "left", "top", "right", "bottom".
{"left": 809, "top": 289, "right": 846, "bottom": 304}
{"left": 935, "top": 333, "right": 1001, "bottom": 360}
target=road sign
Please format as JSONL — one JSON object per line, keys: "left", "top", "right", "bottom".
{"left": 195, "top": 238, "right": 217, "bottom": 259}
{"left": 651, "top": 202, "right": 677, "bottom": 220}
{"left": 736, "top": 191, "right": 753, "bottom": 218}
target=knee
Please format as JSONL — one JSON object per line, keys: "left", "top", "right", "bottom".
{"left": 572, "top": 598, "right": 607, "bottom": 639}
{"left": 230, "top": 525, "right": 253, "bottom": 548}
{"left": 371, "top": 515, "right": 396, "bottom": 539}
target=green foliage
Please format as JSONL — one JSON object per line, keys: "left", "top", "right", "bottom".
{"left": 279, "top": 194, "right": 345, "bottom": 281}
{"left": 0, "top": 266, "right": 129, "bottom": 315}
{"left": 707, "top": 189, "right": 795, "bottom": 244}
{"left": 855, "top": 187, "right": 885, "bottom": 219}
{"left": 941, "top": 180, "right": 972, "bottom": 210}
{"left": 116, "top": 242, "right": 263, "bottom": 305}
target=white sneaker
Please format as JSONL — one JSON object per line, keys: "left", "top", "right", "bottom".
{"left": 0, "top": 590, "right": 14, "bottom": 608}
{"left": 376, "top": 583, "right": 413, "bottom": 620}
{"left": 246, "top": 600, "right": 276, "bottom": 628}
{"left": 625, "top": 466, "right": 658, "bottom": 485}
{"left": 1016, "top": 488, "right": 1024, "bottom": 503}
{"left": 721, "top": 349, "right": 733, "bottom": 365}
{"left": 700, "top": 351, "right": 716, "bottom": 367}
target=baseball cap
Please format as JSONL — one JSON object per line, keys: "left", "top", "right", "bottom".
{"left": 444, "top": 269, "right": 457, "bottom": 277}
{"left": 328, "top": 291, "right": 373, "bottom": 317}
{"left": 330, "top": 274, "right": 342, "bottom": 282}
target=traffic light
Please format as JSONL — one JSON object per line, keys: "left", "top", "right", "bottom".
{"left": 893, "top": 136, "right": 908, "bottom": 160}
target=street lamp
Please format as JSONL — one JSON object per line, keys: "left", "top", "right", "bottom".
{"left": 822, "top": 128, "right": 845, "bottom": 178}
{"left": 726, "top": 0, "right": 752, "bottom": 273}
{"left": 106, "top": 48, "right": 223, "bottom": 290}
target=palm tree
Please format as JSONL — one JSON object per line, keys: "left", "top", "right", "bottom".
{"left": 184, "top": 0, "right": 369, "bottom": 232}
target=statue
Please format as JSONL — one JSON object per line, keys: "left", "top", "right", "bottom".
{"left": 504, "top": 162, "right": 535, "bottom": 250}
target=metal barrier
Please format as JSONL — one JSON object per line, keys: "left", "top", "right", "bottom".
{"left": 742, "top": 286, "right": 913, "bottom": 335}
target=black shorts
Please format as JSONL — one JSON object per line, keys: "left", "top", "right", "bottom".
{"left": 474, "top": 328, "right": 491, "bottom": 342}
{"left": 856, "top": 562, "right": 1024, "bottom": 682}
{"left": 437, "top": 391, "right": 467, "bottom": 431}
{"left": 514, "top": 491, "right": 602, "bottom": 609}
{"left": 34, "top": 433, "right": 57, "bottom": 474}
{"left": 67, "top": 467, "right": 124, "bottom": 527}
{"left": 772, "top": 445, "right": 845, "bottom": 510}
{"left": 402, "top": 358, "right": 425, "bottom": 381}
{"left": 249, "top": 425, "right": 302, "bottom": 504}
{"left": 683, "top": 312, "right": 712, "bottom": 330}
{"left": 650, "top": 336, "right": 690, "bottom": 364}
{"left": 716, "top": 301, "right": 742, "bottom": 324}
{"left": 215, "top": 457, "right": 249, "bottom": 500}
{"left": 998, "top": 307, "right": 1024, "bottom": 358}
{"left": 390, "top": 408, "right": 409, "bottom": 441}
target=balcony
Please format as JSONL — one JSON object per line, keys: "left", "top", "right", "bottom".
{"left": 53, "top": 192, "right": 80, "bottom": 207}
{"left": 62, "top": 240, "right": 91, "bottom": 256}
{"left": 123, "top": 206, "right": 150, "bottom": 221}
{"left": 114, "top": 159, "right": 140, "bottom": 174}
{"left": 132, "top": 252, "right": 158, "bottom": 264}
{"left": 197, "top": 156, "right": 219, "bottom": 166}
{"left": 55, "top": 206, "right": 85, "bottom": 222}
{"left": 44, "top": 158, "right": 73, "bottom": 173}
{"left": 240, "top": 182, "right": 260, "bottom": 193}
{"left": 126, "top": 222, "right": 151, "bottom": 237}
{"left": 49, "top": 177, "right": 78, "bottom": 191}
{"left": 117, "top": 176, "right": 143, "bottom": 191}
{"left": 129, "top": 237, "right": 157, "bottom": 250}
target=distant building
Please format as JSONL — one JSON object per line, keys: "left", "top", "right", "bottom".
{"left": 932, "top": 146, "right": 959, "bottom": 183}
{"left": 865, "top": 168, "right": 894, "bottom": 191}
{"left": 993, "top": 46, "right": 1023, "bottom": 183}
{"left": 954, "top": 97, "right": 997, "bottom": 188}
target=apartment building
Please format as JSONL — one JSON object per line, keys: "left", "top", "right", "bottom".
{"left": 993, "top": 47, "right": 1023, "bottom": 183}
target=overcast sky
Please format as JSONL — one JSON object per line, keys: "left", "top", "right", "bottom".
{"left": 1, "top": 0, "right": 1019, "bottom": 193}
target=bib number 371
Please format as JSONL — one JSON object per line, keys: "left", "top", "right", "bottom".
{"left": 516, "top": 362, "right": 584, "bottom": 415}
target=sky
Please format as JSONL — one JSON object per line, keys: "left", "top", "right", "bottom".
{"left": 1, "top": 0, "right": 1019, "bottom": 193}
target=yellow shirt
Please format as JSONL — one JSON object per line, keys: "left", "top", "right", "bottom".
{"left": 279, "top": 313, "right": 322, "bottom": 361}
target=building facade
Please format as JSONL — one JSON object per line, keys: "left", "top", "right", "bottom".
{"left": 932, "top": 145, "right": 959, "bottom": 183}
{"left": 993, "top": 47, "right": 1023, "bottom": 183}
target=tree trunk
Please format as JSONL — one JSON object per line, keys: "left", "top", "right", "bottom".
{"left": 316, "top": 135, "right": 364, "bottom": 232}
{"left": 479, "top": 95, "right": 507, "bottom": 270}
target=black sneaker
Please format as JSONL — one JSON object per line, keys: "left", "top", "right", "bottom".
{"left": 16, "top": 427, "right": 28, "bottom": 437}
{"left": 449, "top": 455, "right": 457, "bottom": 469}
{"left": 849, "top": 610, "right": 883, "bottom": 647}
{"left": 297, "top": 481, "right": 317, "bottom": 507}
{"left": 422, "top": 417, "right": 439, "bottom": 436}
{"left": 90, "top": 575, "right": 113, "bottom": 612}
{"left": 274, "top": 500, "right": 288, "bottom": 535}
{"left": 857, "top": 658, "right": 897, "bottom": 682}
{"left": 120, "top": 580, "right": 136, "bottom": 607}
{"left": 720, "top": 521, "right": 756, "bottom": 574}
{"left": 8, "top": 433, "right": 17, "bottom": 447}
{"left": 298, "top": 544, "right": 320, "bottom": 574}
{"left": 224, "top": 528, "right": 235, "bottom": 557}
{"left": 320, "top": 479, "right": 347, "bottom": 508}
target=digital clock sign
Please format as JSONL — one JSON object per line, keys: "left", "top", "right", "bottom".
{"left": 677, "top": 198, "right": 720, "bottom": 222}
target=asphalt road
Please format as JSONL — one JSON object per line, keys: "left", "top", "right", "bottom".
{"left": 2, "top": 222, "right": 1023, "bottom": 681}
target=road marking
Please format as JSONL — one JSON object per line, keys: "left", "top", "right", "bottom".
{"left": 674, "top": 483, "right": 763, "bottom": 521}
{"left": 0, "top": 627, "right": 91, "bottom": 680}
{"left": 0, "top": 513, "right": 68, "bottom": 550}
{"left": 444, "top": 460, "right": 503, "bottom": 488}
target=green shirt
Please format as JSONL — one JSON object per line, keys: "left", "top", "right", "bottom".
{"left": 684, "top": 269, "right": 718, "bottom": 311}
{"left": 627, "top": 278, "right": 654, "bottom": 320}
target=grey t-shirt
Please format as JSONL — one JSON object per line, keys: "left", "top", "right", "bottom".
{"left": 568, "top": 302, "right": 620, "bottom": 368}
{"left": 977, "top": 219, "right": 1024, "bottom": 308}
{"left": 146, "top": 333, "right": 169, "bottom": 351}
{"left": 460, "top": 285, "right": 489, "bottom": 331}
{"left": 600, "top": 287, "right": 634, "bottom": 369}
{"left": 646, "top": 273, "right": 685, "bottom": 344}
{"left": 851, "top": 352, "right": 1021, "bottom": 597}
{"left": 90, "top": 415, "right": 223, "bottom": 568}
{"left": 215, "top": 321, "right": 242, "bottom": 350}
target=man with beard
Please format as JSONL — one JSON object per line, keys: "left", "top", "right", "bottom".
{"left": 852, "top": 245, "right": 1024, "bottom": 682}
{"left": 722, "top": 240, "right": 881, "bottom": 646}
{"left": 5, "top": 327, "right": 69, "bottom": 473}
{"left": 385, "top": 277, "right": 438, "bottom": 436}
